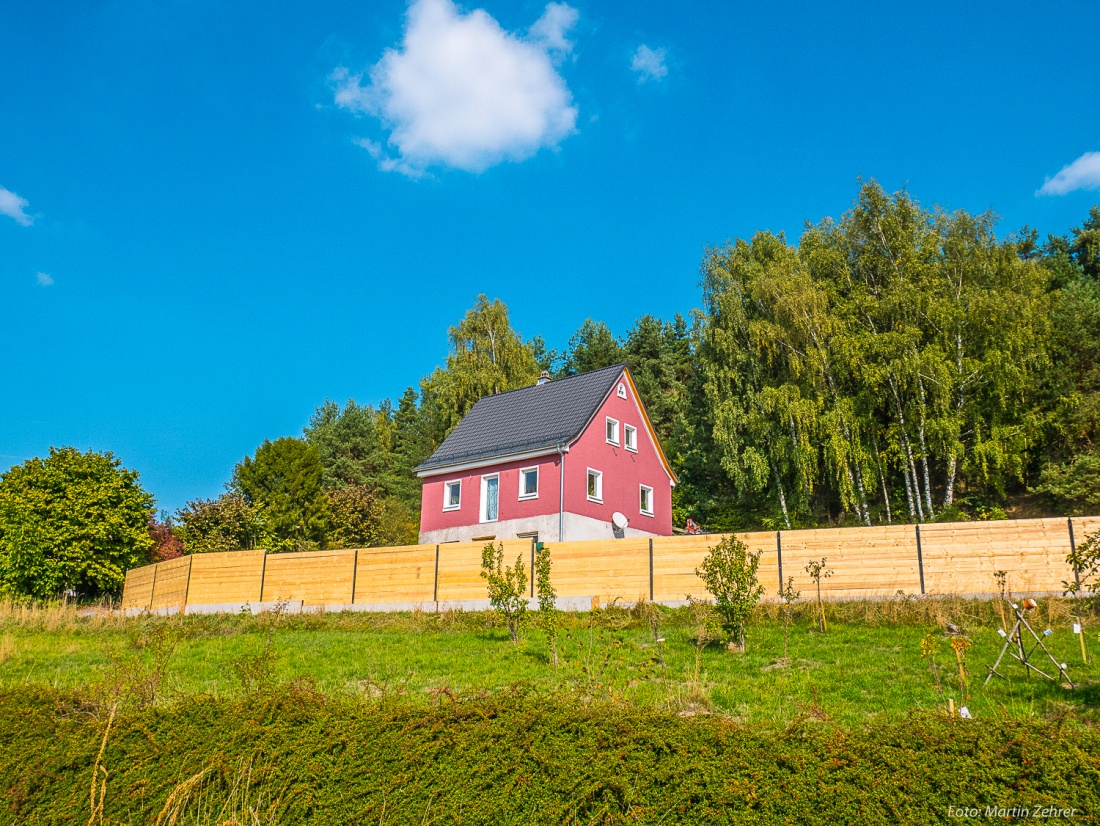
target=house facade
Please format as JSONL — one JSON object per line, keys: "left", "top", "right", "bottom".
{"left": 416, "top": 363, "right": 676, "bottom": 544}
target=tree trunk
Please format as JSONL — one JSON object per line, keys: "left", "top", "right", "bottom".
{"left": 774, "top": 466, "right": 792, "bottom": 529}
{"left": 853, "top": 462, "right": 872, "bottom": 526}
{"left": 944, "top": 454, "right": 958, "bottom": 508}
{"left": 889, "top": 379, "right": 925, "bottom": 522}
{"left": 917, "top": 377, "right": 935, "bottom": 518}
{"left": 878, "top": 456, "right": 893, "bottom": 524}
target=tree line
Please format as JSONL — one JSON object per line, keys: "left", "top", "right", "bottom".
{"left": 2, "top": 182, "right": 1098, "bottom": 597}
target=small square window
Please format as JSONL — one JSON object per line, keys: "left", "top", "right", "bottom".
{"left": 640, "top": 484, "right": 654, "bottom": 516}
{"left": 624, "top": 424, "right": 637, "bottom": 452}
{"left": 443, "top": 480, "right": 461, "bottom": 511}
{"left": 606, "top": 417, "right": 620, "bottom": 446}
{"left": 519, "top": 466, "right": 539, "bottom": 499}
{"left": 587, "top": 468, "right": 603, "bottom": 502}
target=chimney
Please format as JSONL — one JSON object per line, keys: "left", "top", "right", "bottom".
{"left": 536, "top": 370, "right": 551, "bottom": 386}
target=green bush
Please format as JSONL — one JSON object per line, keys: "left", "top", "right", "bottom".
{"left": 1, "top": 687, "right": 1097, "bottom": 824}
{"left": 695, "top": 534, "right": 764, "bottom": 650}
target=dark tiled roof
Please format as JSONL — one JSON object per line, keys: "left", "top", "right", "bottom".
{"left": 416, "top": 363, "right": 627, "bottom": 473}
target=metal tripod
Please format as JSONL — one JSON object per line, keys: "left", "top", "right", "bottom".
{"left": 984, "top": 603, "right": 1074, "bottom": 688}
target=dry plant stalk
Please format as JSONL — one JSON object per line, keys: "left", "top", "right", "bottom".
{"left": 87, "top": 702, "right": 117, "bottom": 826}
{"left": 950, "top": 636, "right": 971, "bottom": 698}
{"left": 994, "top": 570, "right": 1008, "bottom": 630}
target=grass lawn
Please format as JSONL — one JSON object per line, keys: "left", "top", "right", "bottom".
{"left": 2, "top": 597, "right": 1097, "bottom": 725}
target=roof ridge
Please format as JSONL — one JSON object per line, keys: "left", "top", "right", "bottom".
{"left": 470, "top": 361, "right": 626, "bottom": 403}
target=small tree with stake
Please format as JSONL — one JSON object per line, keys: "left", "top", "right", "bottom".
{"left": 480, "top": 542, "right": 528, "bottom": 645}
{"left": 696, "top": 535, "right": 764, "bottom": 652}
{"left": 778, "top": 576, "right": 800, "bottom": 661}
{"left": 533, "top": 545, "right": 560, "bottom": 666}
{"left": 804, "top": 558, "right": 833, "bottom": 632}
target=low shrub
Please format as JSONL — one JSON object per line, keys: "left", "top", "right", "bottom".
{"left": 1, "top": 687, "right": 1097, "bottom": 824}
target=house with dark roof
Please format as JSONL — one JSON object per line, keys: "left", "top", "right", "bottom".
{"left": 416, "top": 363, "right": 677, "bottom": 543}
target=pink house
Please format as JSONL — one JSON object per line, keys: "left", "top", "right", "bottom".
{"left": 416, "top": 363, "right": 677, "bottom": 543}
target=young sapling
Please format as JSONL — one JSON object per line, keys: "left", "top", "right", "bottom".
{"left": 804, "top": 558, "right": 833, "bottom": 632}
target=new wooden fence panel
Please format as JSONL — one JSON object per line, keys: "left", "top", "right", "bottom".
{"left": 545, "top": 538, "right": 650, "bottom": 603}
{"left": 186, "top": 550, "right": 267, "bottom": 605}
{"left": 354, "top": 544, "right": 437, "bottom": 604}
{"left": 651, "top": 532, "right": 778, "bottom": 602}
{"left": 436, "top": 539, "right": 532, "bottom": 602}
{"left": 121, "top": 564, "right": 156, "bottom": 611}
{"left": 920, "top": 518, "right": 1075, "bottom": 595}
{"left": 1073, "top": 517, "right": 1100, "bottom": 547}
{"left": 150, "top": 556, "right": 192, "bottom": 611}
{"left": 779, "top": 525, "right": 921, "bottom": 599}
{"left": 261, "top": 549, "right": 356, "bottom": 605}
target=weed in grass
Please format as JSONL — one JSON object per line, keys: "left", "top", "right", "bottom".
{"left": 534, "top": 545, "right": 560, "bottom": 667}
{"left": 66, "top": 618, "right": 187, "bottom": 719}
{"left": 951, "top": 636, "right": 972, "bottom": 701}
{"left": 920, "top": 632, "right": 947, "bottom": 708}
{"left": 227, "top": 634, "right": 279, "bottom": 695}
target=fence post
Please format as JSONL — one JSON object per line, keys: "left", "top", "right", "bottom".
{"left": 1069, "top": 518, "right": 1081, "bottom": 588}
{"left": 915, "top": 525, "right": 926, "bottom": 595}
{"left": 530, "top": 538, "right": 536, "bottom": 598}
{"left": 148, "top": 563, "right": 158, "bottom": 611}
{"left": 258, "top": 552, "right": 268, "bottom": 604}
{"left": 433, "top": 545, "right": 440, "bottom": 603}
{"left": 648, "top": 538, "right": 654, "bottom": 601}
{"left": 351, "top": 549, "right": 359, "bottom": 605}
{"left": 181, "top": 555, "right": 194, "bottom": 613}
{"left": 776, "top": 531, "right": 783, "bottom": 590}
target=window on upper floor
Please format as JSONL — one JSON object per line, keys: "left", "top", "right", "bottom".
{"left": 587, "top": 468, "right": 603, "bottom": 503}
{"left": 606, "top": 417, "right": 619, "bottom": 446}
{"left": 519, "top": 466, "right": 539, "bottom": 499}
{"left": 443, "top": 480, "right": 461, "bottom": 511}
{"left": 624, "top": 424, "right": 637, "bottom": 452}
{"left": 640, "top": 484, "right": 654, "bottom": 516}
{"left": 617, "top": 383, "right": 627, "bottom": 399}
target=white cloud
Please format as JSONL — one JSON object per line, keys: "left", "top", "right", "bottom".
{"left": 0, "top": 186, "right": 33, "bottom": 226}
{"left": 36, "top": 272, "right": 54, "bottom": 287}
{"left": 630, "top": 44, "right": 668, "bottom": 82}
{"left": 528, "top": 2, "right": 578, "bottom": 54}
{"left": 333, "top": 0, "right": 578, "bottom": 176}
{"left": 1038, "top": 151, "right": 1100, "bottom": 196}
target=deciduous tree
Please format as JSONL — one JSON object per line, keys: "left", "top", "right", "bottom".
{"left": 0, "top": 448, "right": 154, "bottom": 599}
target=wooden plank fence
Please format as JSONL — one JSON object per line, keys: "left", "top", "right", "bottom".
{"left": 121, "top": 516, "right": 1100, "bottom": 612}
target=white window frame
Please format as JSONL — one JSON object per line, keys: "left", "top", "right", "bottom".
{"left": 606, "top": 417, "right": 620, "bottom": 446}
{"left": 587, "top": 468, "right": 603, "bottom": 503}
{"left": 639, "top": 484, "right": 654, "bottom": 517}
{"left": 617, "top": 383, "right": 627, "bottom": 399}
{"left": 519, "top": 466, "right": 539, "bottom": 500}
{"left": 443, "top": 480, "right": 462, "bottom": 511}
{"left": 624, "top": 424, "right": 637, "bottom": 453}
{"left": 480, "top": 473, "right": 500, "bottom": 523}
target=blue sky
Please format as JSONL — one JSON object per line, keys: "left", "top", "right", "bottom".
{"left": 3, "top": 0, "right": 1099, "bottom": 514}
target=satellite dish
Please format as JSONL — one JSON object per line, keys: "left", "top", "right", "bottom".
{"left": 612, "top": 512, "right": 629, "bottom": 530}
